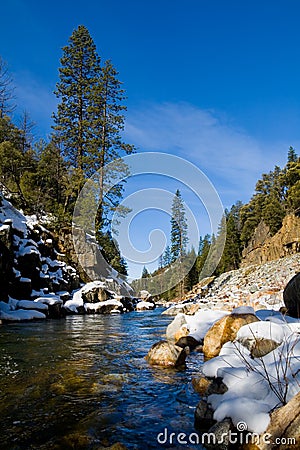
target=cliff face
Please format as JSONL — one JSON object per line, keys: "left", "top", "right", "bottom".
{"left": 241, "top": 214, "right": 300, "bottom": 266}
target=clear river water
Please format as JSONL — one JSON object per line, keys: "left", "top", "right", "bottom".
{"left": 0, "top": 308, "right": 204, "bottom": 450}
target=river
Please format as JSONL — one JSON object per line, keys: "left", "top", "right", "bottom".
{"left": 0, "top": 308, "right": 204, "bottom": 449}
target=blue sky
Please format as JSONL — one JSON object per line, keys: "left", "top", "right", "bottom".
{"left": 1, "top": 0, "right": 300, "bottom": 278}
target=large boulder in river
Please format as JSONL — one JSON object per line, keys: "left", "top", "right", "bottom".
{"left": 203, "top": 309, "right": 259, "bottom": 359}
{"left": 283, "top": 272, "right": 300, "bottom": 318}
{"left": 146, "top": 340, "right": 188, "bottom": 367}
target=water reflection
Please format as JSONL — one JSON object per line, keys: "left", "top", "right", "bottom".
{"left": 0, "top": 309, "right": 203, "bottom": 449}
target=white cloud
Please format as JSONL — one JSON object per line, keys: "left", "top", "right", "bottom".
{"left": 124, "top": 102, "right": 288, "bottom": 207}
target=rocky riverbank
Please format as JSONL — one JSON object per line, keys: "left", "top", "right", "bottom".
{"left": 0, "top": 195, "right": 155, "bottom": 323}
{"left": 146, "top": 254, "right": 300, "bottom": 449}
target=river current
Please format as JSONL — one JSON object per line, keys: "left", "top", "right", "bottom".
{"left": 0, "top": 308, "right": 204, "bottom": 449}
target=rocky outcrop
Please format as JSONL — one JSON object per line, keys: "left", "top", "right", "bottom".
{"left": 283, "top": 272, "right": 300, "bottom": 318}
{"left": 203, "top": 312, "right": 259, "bottom": 359}
{"left": 242, "top": 214, "right": 300, "bottom": 267}
{"left": 63, "top": 281, "right": 138, "bottom": 315}
{"left": 146, "top": 340, "right": 188, "bottom": 367}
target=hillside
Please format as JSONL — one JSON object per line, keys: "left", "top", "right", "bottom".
{"left": 170, "top": 252, "right": 300, "bottom": 313}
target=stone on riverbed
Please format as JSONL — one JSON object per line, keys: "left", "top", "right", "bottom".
{"left": 146, "top": 340, "right": 188, "bottom": 367}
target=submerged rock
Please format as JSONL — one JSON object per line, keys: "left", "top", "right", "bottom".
{"left": 146, "top": 340, "right": 188, "bottom": 367}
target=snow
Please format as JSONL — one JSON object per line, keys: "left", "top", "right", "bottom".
{"left": 0, "top": 223, "right": 10, "bottom": 232}
{"left": 13, "top": 268, "right": 21, "bottom": 278}
{"left": 231, "top": 306, "right": 255, "bottom": 315}
{"left": 64, "top": 291, "right": 82, "bottom": 312}
{"left": 202, "top": 313, "right": 300, "bottom": 434}
{"left": 34, "top": 296, "right": 62, "bottom": 306}
{"left": 0, "top": 301, "right": 11, "bottom": 313}
{"left": 17, "top": 244, "right": 40, "bottom": 257}
{"left": 212, "top": 397, "right": 271, "bottom": 434}
{"left": 185, "top": 309, "right": 229, "bottom": 341}
{"left": 84, "top": 299, "right": 123, "bottom": 312}
{"left": 136, "top": 301, "right": 154, "bottom": 310}
{"left": 20, "top": 277, "right": 31, "bottom": 283}
{"left": 18, "top": 300, "right": 48, "bottom": 311}
{"left": 0, "top": 197, "right": 28, "bottom": 234}
{"left": 0, "top": 309, "right": 46, "bottom": 321}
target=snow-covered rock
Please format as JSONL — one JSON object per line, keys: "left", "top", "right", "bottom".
{"left": 136, "top": 300, "right": 155, "bottom": 311}
{"left": 200, "top": 315, "right": 300, "bottom": 434}
{"left": 17, "top": 300, "right": 48, "bottom": 312}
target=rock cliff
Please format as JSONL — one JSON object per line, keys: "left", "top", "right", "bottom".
{"left": 241, "top": 214, "right": 300, "bottom": 266}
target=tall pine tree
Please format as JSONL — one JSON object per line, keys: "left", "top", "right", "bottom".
{"left": 52, "top": 25, "right": 101, "bottom": 193}
{"left": 170, "top": 189, "right": 188, "bottom": 299}
{"left": 170, "top": 189, "right": 188, "bottom": 262}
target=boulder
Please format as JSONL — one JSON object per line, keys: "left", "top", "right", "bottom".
{"left": 146, "top": 340, "right": 188, "bottom": 367}
{"left": 175, "top": 335, "right": 201, "bottom": 350}
{"left": 82, "top": 286, "right": 113, "bottom": 303}
{"left": 236, "top": 320, "right": 283, "bottom": 357}
{"left": 166, "top": 313, "right": 188, "bottom": 341}
{"left": 194, "top": 399, "right": 215, "bottom": 431}
{"left": 84, "top": 300, "right": 124, "bottom": 314}
{"left": 192, "top": 375, "right": 227, "bottom": 396}
{"left": 205, "top": 419, "right": 234, "bottom": 450}
{"left": 139, "top": 290, "right": 152, "bottom": 301}
{"left": 120, "top": 296, "right": 135, "bottom": 312}
{"left": 203, "top": 313, "right": 259, "bottom": 359}
{"left": 242, "top": 391, "right": 300, "bottom": 449}
{"left": 283, "top": 272, "right": 300, "bottom": 318}
{"left": 162, "top": 303, "right": 200, "bottom": 316}
{"left": 135, "top": 301, "right": 155, "bottom": 311}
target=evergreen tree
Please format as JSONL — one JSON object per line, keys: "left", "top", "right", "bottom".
{"left": 52, "top": 25, "right": 101, "bottom": 192}
{"left": 170, "top": 189, "right": 188, "bottom": 262}
{"left": 163, "top": 245, "right": 172, "bottom": 266}
{"left": 287, "top": 146, "right": 298, "bottom": 164}
{"left": 196, "top": 234, "right": 211, "bottom": 277}
{"left": 170, "top": 189, "right": 188, "bottom": 299}
{"left": 141, "top": 266, "right": 149, "bottom": 278}
{"left": 91, "top": 59, "right": 135, "bottom": 232}
{"left": 217, "top": 205, "right": 242, "bottom": 274}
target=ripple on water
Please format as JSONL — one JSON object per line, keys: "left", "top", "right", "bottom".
{"left": 0, "top": 309, "right": 204, "bottom": 449}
